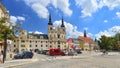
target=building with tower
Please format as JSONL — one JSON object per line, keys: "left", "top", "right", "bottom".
{"left": 79, "top": 30, "right": 95, "bottom": 51}
{"left": 11, "top": 14, "right": 66, "bottom": 52}
{"left": 48, "top": 15, "right": 66, "bottom": 49}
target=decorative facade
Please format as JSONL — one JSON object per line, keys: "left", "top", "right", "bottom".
{"left": 11, "top": 14, "right": 66, "bottom": 52}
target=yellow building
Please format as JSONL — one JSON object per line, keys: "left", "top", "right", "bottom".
{"left": 79, "top": 30, "right": 95, "bottom": 51}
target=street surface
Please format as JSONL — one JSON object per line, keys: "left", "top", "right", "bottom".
{"left": 13, "top": 51, "right": 120, "bottom": 68}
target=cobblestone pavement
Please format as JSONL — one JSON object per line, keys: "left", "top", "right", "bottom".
{"left": 14, "top": 52, "right": 120, "bottom": 68}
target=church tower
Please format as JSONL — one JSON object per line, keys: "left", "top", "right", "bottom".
{"left": 84, "top": 30, "right": 87, "bottom": 37}
{"left": 48, "top": 14, "right": 53, "bottom": 48}
{"left": 48, "top": 14, "right": 53, "bottom": 31}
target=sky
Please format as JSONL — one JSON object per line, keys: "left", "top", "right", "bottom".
{"left": 2, "top": 0, "right": 120, "bottom": 39}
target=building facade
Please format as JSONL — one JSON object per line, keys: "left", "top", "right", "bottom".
{"left": 79, "top": 30, "right": 95, "bottom": 51}
{"left": 11, "top": 14, "right": 66, "bottom": 52}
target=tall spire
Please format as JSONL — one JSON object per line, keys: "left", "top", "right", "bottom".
{"left": 61, "top": 16, "right": 65, "bottom": 27}
{"left": 48, "top": 14, "right": 52, "bottom": 25}
{"left": 84, "top": 30, "right": 87, "bottom": 37}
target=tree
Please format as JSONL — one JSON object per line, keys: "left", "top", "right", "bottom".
{"left": 0, "top": 18, "right": 14, "bottom": 41}
{"left": 0, "top": 17, "right": 14, "bottom": 63}
{"left": 98, "top": 35, "right": 114, "bottom": 50}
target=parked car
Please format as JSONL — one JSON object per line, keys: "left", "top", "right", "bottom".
{"left": 14, "top": 51, "right": 34, "bottom": 59}
{"left": 75, "top": 49, "right": 82, "bottom": 54}
{"left": 37, "top": 50, "right": 42, "bottom": 54}
{"left": 68, "top": 51, "right": 77, "bottom": 56}
{"left": 49, "top": 48, "right": 65, "bottom": 56}
{"left": 41, "top": 50, "right": 49, "bottom": 55}
{"left": 14, "top": 53, "right": 23, "bottom": 59}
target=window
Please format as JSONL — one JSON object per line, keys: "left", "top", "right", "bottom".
{"left": 30, "top": 45, "right": 32, "bottom": 47}
{"left": 50, "top": 27, "right": 52, "bottom": 30}
{"left": 36, "top": 41, "right": 37, "bottom": 43}
{"left": 14, "top": 40, "right": 16, "bottom": 42}
{"left": 46, "top": 41, "right": 47, "bottom": 43}
{"left": 41, "top": 41, "right": 42, "bottom": 43}
{"left": 30, "top": 40, "right": 32, "bottom": 43}
{"left": 58, "top": 45, "right": 60, "bottom": 48}
{"left": 50, "top": 45, "right": 52, "bottom": 48}
{"left": 41, "top": 45, "right": 43, "bottom": 47}
{"left": 58, "top": 41, "right": 60, "bottom": 44}
{"left": 21, "top": 45, "right": 25, "bottom": 47}
{"left": 14, "top": 45, "right": 16, "bottom": 47}
{"left": 46, "top": 45, "right": 48, "bottom": 47}
{"left": 21, "top": 40, "right": 25, "bottom": 43}
{"left": 36, "top": 45, "right": 37, "bottom": 47}
{"left": 58, "top": 34, "right": 60, "bottom": 38}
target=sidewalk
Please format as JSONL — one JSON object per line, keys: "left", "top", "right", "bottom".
{"left": 0, "top": 59, "right": 36, "bottom": 68}
{"left": 0, "top": 53, "right": 38, "bottom": 68}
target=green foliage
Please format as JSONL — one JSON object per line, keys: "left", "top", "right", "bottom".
{"left": 98, "top": 34, "right": 120, "bottom": 50}
{"left": 0, "top": 17, "right": 14, "bottom": 41}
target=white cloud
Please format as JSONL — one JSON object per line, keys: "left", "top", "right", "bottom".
{"left": 51, "top": 0, "right": 72, "bottom": 16}
{"left": 116, "top": 12, "right": 120, "bottom": 18}
{"left": 10, "top": 16, "right": 17, "bottom": 23}
{"left": 17, "top": 16, "right": 25, "bottom": 21}
{"left": 29, "top": 31, "right": 43, "bottom": 34}
{"left": 34, "top": 31, "right": 43, "bottom": 34}
{"left": 10, "top": 15, "right": 25, "bottom": 26}
{"left": 95, "top": 26, "right": 120, "bottom": 39}
{"left": 75, "top": 0, "right": 120, "bottom": 18}
{"left": 10, "top": 16, "right": 25, "bottom": 22}
{"left": 109, "top": 26, "right": 120, "bottom": 33}
{"left": 53, "top": 20, "right": 83, "bottom": 38}
{"left": 75, "top": 0, "right": 98, "bottom": 17}
{"left": 102, "top": 0, "right": 120, "bottom": 10}
{"left": 104, "top": 20, "right": 108, "bottom": 23}
{"left": 23, "top": 0, "right": 72, "bottom": 18}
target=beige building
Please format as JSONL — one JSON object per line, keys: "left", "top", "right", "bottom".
{"left": 11, "top": 14, "right": 66, "bottom": 52}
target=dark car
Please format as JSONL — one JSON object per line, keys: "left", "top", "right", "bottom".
{"left": 23, "top": 51, "right": 34, "bottom": 58}
{"left": 75, "top": 49, "right": 82, "bottom": 54}
{"left": 14, "top": 51, "right": 34, "bottom": 59}
{"left": 14, "top": 53, "right": 24, "bottom": 59}
{"left": 41, "top": 50, "right": 49, "bottom": 55}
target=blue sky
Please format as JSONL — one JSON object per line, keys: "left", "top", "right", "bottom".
{"left": 2, "top": 0, "right": 120, "bottom": 39}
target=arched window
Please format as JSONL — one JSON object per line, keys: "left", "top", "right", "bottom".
{"left": 58, "top": 34, "right": 60, "bottom": 38}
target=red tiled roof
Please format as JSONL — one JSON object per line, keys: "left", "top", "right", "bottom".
{"left": 79, "top": 36, "right": 93, "bottom": 43}
{"left": 67, "top": 38, "right": 73, "bottom": 43}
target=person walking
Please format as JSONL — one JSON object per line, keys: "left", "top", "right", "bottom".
{"left": 0, "top": 50, "right": 3, "bottom": 63}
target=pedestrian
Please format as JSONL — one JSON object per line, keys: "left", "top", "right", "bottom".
{"left": 0, "top": 50, "right": 3, "bottom": 63}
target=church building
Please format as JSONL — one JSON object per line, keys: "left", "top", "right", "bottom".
{"left": 11, "top": 14, "right": 66, "bottom": 52}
